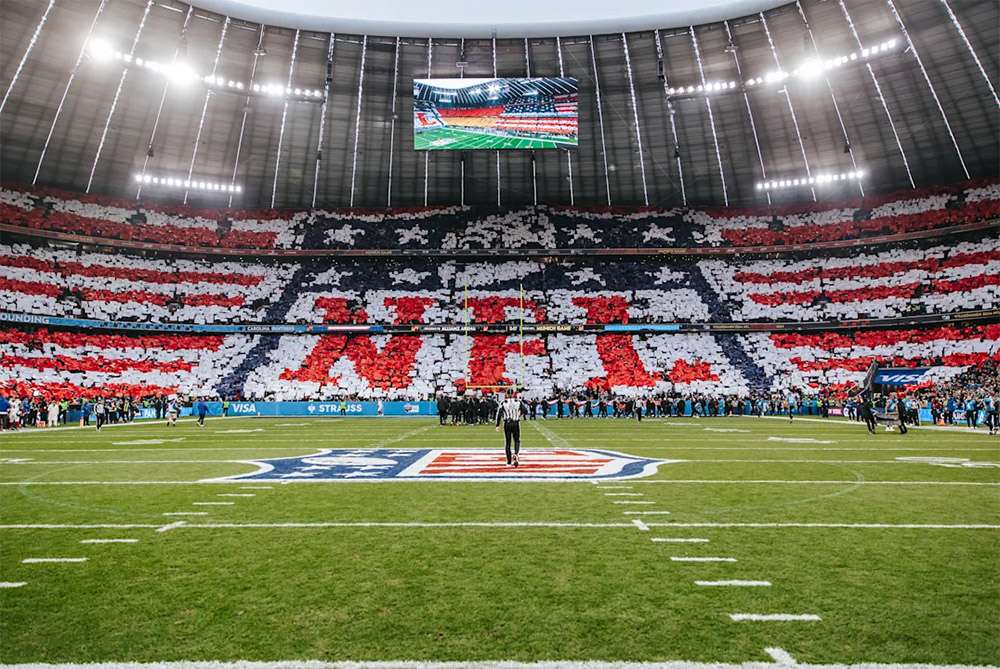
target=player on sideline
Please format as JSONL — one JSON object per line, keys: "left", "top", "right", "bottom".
{"left": 495, "top": 390, "right": 524, "bottom": 468}
{"left": 166, "top": 398, "right": 179, "bottom": 427}
{"left": 196, "top": 399, "right": 209, "bottom": 428}
{"left": 786, "top": 388, "right": 798, "bottom": 423}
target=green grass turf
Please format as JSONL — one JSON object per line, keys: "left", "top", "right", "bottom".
{"left": 0, "top": 416, "right": 998, "bottom": 664}
{"left": 414, "top": 127, "right": 575, "bottom": 150}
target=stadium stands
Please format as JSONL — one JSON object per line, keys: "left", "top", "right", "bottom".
{"left": 1, "top": 179, "right": 997, "bottom": 402}
{"left": 3, "top": 179, "right": 995, "bottom": 252}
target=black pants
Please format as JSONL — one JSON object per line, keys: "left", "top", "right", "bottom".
{"left": 503, "top": 420, "right": 521, "bottom": 464}
{"left": 897, "top": 417, "right": 908, "bottom": 434}
{"left": 198, "top": 413, "right": 206, "bottom": 426}
{"left": 96, "top": 414, "right": 105, "bottom": 430}
{"left": 864, "top": 414, "right": 877, "bottom": 434}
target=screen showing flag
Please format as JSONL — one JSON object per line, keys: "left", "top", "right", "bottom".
{"left": 414, "top": 77, "right": 578, "bottom": 150}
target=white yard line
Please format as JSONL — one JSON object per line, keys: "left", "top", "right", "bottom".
{"left": 671, "top": 557, "right": 736, "bottom": 563}
{"left": 156, "top": 521, "right": 187, "bottom": 533}
{"left": 631, "top": 519, "right": 650, "bottom": 532}
{"left": 239, "top": 486, "right": 273, "bottom": 490}
{"left": 622, "top": 511, "right": 671, "bottom": 515}
{"left": 162, "top": 512, "right": 208, "bottom": 517}
{"left": 0, "top": 521, "right": 997, "bottom": 531}
{"left": 764, "top": 648, "right": 799, "bottom": 665}
{"left": 626, "top": 480, "right": 1000, "bottom": 486}
{"left": 21, "top": 557, "right": 88, "bottom": 564}
{"left": 0, "top": 659, "right": 991, "bottom": 669}
{"left": 734, "top": 614, "right": 821, "bottom": 622}
{"left": 651, "top": 538, "right": 708, "bottom": 543}
{"left": 528, "top": 421, "right": 574, "bottom": 449}
{"left": 612, "top": 501, "right": 656, "bottom": 505}
{"left": 0, "top": 581, "right": 27, "bottom": 588}
{"left": 79, "top": 539, "right": 138, "bottom": 544}
{"left": 217, "top": 494, "right": 255, "bottom": 497}
{"left": 192, "top": 502, "right": 234, "bottom": 506}
{"left": 597, "top": 485, "right": 633, "bottom": 489}
{"left": 603, "top": 493, "right": 644, "bottom": 497}
{"left": 0, "top": 480, "right": 995, "bottom": 487}
{"left": 647, "top": 522, "right": 1000, "bottom": 530}
{"left": 696, "top": 580, "right": 770, "bottom": 587}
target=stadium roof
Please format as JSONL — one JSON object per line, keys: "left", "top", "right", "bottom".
{"left": 192, "top": 0, "right": 789, "bottom": 39}
{"left": 0, "top": 0, "right": 996, "bottom": 211}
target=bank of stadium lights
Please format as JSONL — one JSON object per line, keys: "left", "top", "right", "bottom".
{"left": 756, "top": 170, "right": 865, "bottom": 192}
{"left": 87, "top": 38, "right": 324, "bottom": 100}
{"left": 133, "top": 173, "right": 242, "bottom": 194}
{"left": 667, "top": 38, "right": 899, "bottom": 99}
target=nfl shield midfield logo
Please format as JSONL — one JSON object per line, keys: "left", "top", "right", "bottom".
{"left": 207, "top": 448, "right": 676, "bottom": 482}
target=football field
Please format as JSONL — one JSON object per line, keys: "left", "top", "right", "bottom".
{"left": 1, "top": 416, "right": 998, "bottom": 667}
{"left": 414, "top": 127, "right": 575, "bottom": 150}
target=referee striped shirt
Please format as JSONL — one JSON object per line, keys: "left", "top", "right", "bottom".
{"left": 496, "top": 398, "right": 523, "bottom": 424}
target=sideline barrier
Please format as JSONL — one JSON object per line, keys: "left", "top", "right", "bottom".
{"left": 3, "top": 309, "right": 998, "bottom": 335}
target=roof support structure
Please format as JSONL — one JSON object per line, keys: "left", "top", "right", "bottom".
{"left": 136, "top": 5, "right": 195, "bottom": 200}
{"left": 423, "top": 38, "right": 432, "bottom": 206}
{"left": 760, "top": 12, "right": 815, "bottom": 202}
{"left": 525, "top": 37, "right": 537, "bottom": 206}
{"left": 385, "top": 36, "right": 398, "bottom": 207}
{"left": 589, "top": 35, "right": 612, "bottom": 206}
{"left": 0, "top": 0, "right": 55, "bottom": 116}
{"left": 459, "top": 38, "right": 466, "bottom": 207}
{"left": 349, "top": 35, "right": 368, "bottom": 207}
{"left": 555, "top": 36, "right": 574, "bottom": 205}
{"left": 227, "top": 25, "right": 265, "bottom": 206}
{"left": 492, "top": 35, "right": 501, "bottom": 207}
{"left": 689, "top": 27, "right": 728, "bottom": 206}
{"left": 653, "top": 29, "right": 686, "bottom": 206}
{"left": 885, "top": 0, "right": 969, "bottom": 179}
{"left": 183, "top": 16, "right": 230, "bottom": 205}
{"left": 723, "top": 20, "right": 769, "bottom": 205}
{"left": 938, "top": 0, "right": 999, "bottom": 109}
{"left": 794, "top": 2, "right": 863, "bottom": 197}
{"left": 837, "top": 0, "right": 914, "bottom": 189}
{"left": 270, "top": 29, "right": 300, "bottom": 208}
{"left": 313, "top": 33, "right": 336, "bottom": 208}
{"left": 85, "top": 0, "right": 153, "bottom": 194}
{"left": 622, "top": 33, "right": 648, "bottom": 206}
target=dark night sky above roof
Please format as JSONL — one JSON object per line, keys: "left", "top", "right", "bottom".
{"left": 0, "top": 0, "right": 996, "bottom": 211}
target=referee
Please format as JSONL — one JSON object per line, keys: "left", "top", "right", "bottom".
{"left": 495, "top": 391, "right": 524, "bottom": 468}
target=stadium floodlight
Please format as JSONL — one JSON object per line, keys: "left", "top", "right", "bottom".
{"left": 87, "top": 37, "right": 115, "bottom": 61}
{"left": 133, "top": 173, "right": 242, "bottom": 193}
{"left": 757, "top": 169, "right": 864, "bottom": 191}
{"left": 167, "top": 62, "right": 198, "bottom": 86}
{"left": 667, "top": 36, "right": 901, "bottom": 100}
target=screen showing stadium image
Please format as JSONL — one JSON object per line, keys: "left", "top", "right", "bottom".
{"left": 413, "top": 77, "right": 578, "bottom": 150}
